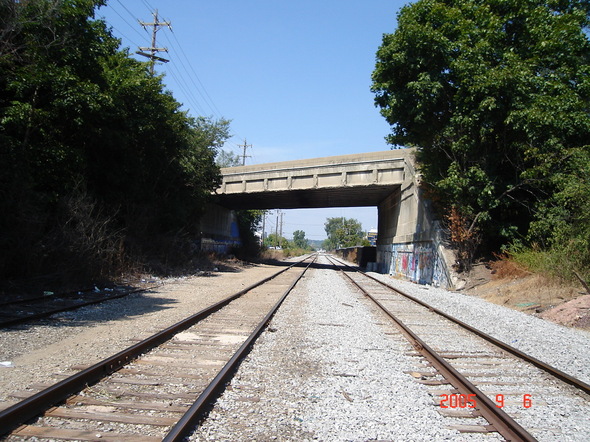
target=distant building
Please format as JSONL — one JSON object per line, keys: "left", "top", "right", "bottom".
{"left": 367, "top": 228, "right": 378, "bottom": 246}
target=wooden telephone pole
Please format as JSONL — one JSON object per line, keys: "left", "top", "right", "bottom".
{"left": 137, "top": 10, "right": 171, "bottom": 74}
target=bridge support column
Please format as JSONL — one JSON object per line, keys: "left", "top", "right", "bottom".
{"left": 375, "top": 174, "right": 453, "bottom": 288}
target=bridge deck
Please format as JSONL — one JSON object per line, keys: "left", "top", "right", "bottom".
{"left": 215, "top": 149, "right": 413, "bottom": 209}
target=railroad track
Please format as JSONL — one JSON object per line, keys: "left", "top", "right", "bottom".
{"left": 0, "top": 286, "right": 156, "bottom": 328}
{"left": 0, "top": 254, "right": 317, "bottom": 441}
{"left": 326, "top": 254, "right": 590, "bottom": 442}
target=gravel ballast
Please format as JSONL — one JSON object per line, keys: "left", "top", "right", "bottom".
{"left": 191, "top": 262, "right": 496, "bottom": 441}
{"left": 1, "top": 255, "right": 589, "bottom": 441}
{"left": 368, "top": 272, "right": 590, "bottom": 385}
{"left": 191, "top": 257, "right": 590, "bottom": 441}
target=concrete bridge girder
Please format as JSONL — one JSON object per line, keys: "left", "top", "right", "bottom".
{"left": 216, "top": 150, "right": 408, "bottom": 211}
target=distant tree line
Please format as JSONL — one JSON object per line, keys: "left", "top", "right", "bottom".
{"left": 0, "top": 0, "right": 230, "bottom": 289}
{"left": 372, "top": 0, "right": 590, "bottom": 279}
{"left": 264, "top": 229, "right": 313, "bottom": 256}
{"left": 322, "top": 217, "right": 370, "bottom": 250}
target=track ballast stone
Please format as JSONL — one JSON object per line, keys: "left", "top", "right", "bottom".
{"left": 190, "top": 262, "right": 474, "bottom": 441}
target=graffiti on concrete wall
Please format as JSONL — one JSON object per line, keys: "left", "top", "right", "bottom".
{"left": 200, "top": 238, "right": 241, "bottom": 254}
{"left": 378, "top": 242, "right": 450, "bottom": 288}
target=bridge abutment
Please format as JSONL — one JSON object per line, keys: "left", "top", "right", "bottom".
{"left": 372, "top": 159, "right": 453, "bottom": 288}
{"left": 199, "top": 204, "right": 241, "bottom": 254}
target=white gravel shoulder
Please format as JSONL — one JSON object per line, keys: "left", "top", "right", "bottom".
{"left": 368, "top": 273, "right": 590, "bottom": 385}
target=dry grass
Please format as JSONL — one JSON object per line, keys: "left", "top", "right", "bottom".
{"left": 467, "top": 256, "right": 585, "bottom": 319}
{"left": 489, "top": 258, "right": 531, "bottom": 279}
{"left": 476, "top": 274, "right": 580, "bottom": 309}
{"left": 260, "top": 249, "right": 286, "bottom": 261}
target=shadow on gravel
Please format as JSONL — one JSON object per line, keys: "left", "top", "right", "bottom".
{"left": 255, "top": 258, "right": 357, "bottom": 272}
{"left": 4, "top": 290, "right": 179, "bottom": 332}
{"left": 2, "top": 258, "right": 353, "bottom": 332}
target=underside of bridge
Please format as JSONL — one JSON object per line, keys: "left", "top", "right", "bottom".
{"left": 213, "top": 184, "right": 399, "bottom": 210}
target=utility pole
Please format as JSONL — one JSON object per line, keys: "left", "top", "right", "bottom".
{"left": 275, "top": 211, "right": 279, "bottom": 248}
{"left": 137, "top": 10, "right": 171, "bottom": 75}
{"left": 238, "top": 139, "right": 252, "bottom": 166}
{"left": 261, "top": 213, "right": 266, "bottom": 246}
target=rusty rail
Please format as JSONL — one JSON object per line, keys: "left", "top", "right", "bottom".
{"left": 0, "top": 255, "right": 314, "bottom": 437}
{"left": 163, "top": 254, "right": 317, "bottom": 441}
{"left": 330, "top": 255, "right": 590, "bottom": 396}
{"left": 326, "top": 255, "right": 537, "bottom": 442}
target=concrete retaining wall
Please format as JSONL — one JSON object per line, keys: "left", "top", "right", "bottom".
{"left": 376, "top": 157, "right": 454, "bottom": 289}
{"left": 377, "top": 241, "right": 451, "bottom": 288}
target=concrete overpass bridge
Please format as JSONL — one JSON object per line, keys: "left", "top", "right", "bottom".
{"left": 202, "top": 149, "right": 453, "bottom": 288}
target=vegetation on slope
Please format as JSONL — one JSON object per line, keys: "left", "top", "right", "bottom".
{"left": 0, "top": 0, "right": 229, "bottom": 289}
{"left": 372, "top": 0, "right": 590, "bottom": 280}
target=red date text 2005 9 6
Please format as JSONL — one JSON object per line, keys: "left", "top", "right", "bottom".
{"left": 439, "top": 394, "right": 532, "bottom": 409}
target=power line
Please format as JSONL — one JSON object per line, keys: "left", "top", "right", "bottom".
{"left": 105, "top": 3, "right": 248, "bottom": 157}
{"left": 148, "top": 12, "right": 252, "bottom": 151}
{"left": 141, "top": 0, "right": 155, "bottom": 12}
{"left": 168, "top": 30, "right": 225, "bottom": 119}
{"left": 159, "top": 19, "right": 252, "bottom": 148}
{"left": 161, "top": 32, "right": 218, "bottom": 117}
{"left": 107, "top": 23, "right": 142, "bottom": 50}
{"left": 106, "top": 3, "right": 145, "bottom": 45}
{"left": 114, "top": 0, "right": 140, "bottom": 23}
{"left": 165, "top": 66, "right": 208, "bottom": 115}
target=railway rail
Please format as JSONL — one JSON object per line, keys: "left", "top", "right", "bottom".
{"left": 326, "top": 254, "right": 590, "bottom": 441}
{"left": 0, "top": 254, "right": 317, "bottom": 441}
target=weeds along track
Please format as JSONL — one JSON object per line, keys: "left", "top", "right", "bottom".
{"left": 326, "top": 255, "right": 590, "bottom": 442}
{"left": 0, "top": 254, "right": 317, "bottom": 441}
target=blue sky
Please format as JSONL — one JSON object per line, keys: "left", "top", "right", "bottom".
{"left": 98, "top": 0, "right": 408, "bottom": 240}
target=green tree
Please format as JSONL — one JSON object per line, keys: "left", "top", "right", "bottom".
{"left": 324, "top": 217, "right": 365, "bottom": 249}
{"left": 292, "top": 230, "right": 309, "bottom": 249}
{"left": 527, "top": 147, "right": 590, "bottom": 277}
{"left": 372, "top": 0, "right": 590, "bottom": 269}
{"left": 216, "top": 149, "right": 241, "bottom": 168}
{"left": 264, "top": 233, "right": 289, "bottom": 249}
{"left": 0, "top": 0, "right": 229, "bottom": 284}
{"left": 1, "top": 0, "right": 121, "bottom": 281}
{"left": 234, "top": 209, "right": 265, "bottom": 257}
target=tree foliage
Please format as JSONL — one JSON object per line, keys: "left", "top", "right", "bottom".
{"left": 216, "top": 149, "right": 242, "bottom": 168}
{"left": 0, "top": 0, "right": 229, "bottom": 286}
{"left": 292, "top": 230, "right": 309, "bottom": 249}
{"left": 264, "top": 233, "right": 288, "bottom": 249}
{"left": 323, "top": 217, "right": 366, "bottom": 250}
{"left": 372, "top": 0, "right": 590, "bottom": 272}
{"left": 234, "top": 209, "right": 265, "bottom": 257}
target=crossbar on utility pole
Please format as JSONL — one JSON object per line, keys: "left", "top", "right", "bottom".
{"left": 237, "top": 139, "right": 252, "bottom": 166}
{"left": 137, "top": 9, "right": 171, "bottom": 74}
